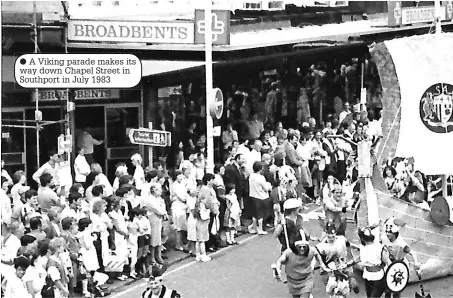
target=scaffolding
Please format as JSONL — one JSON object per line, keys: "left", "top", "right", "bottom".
{"left": 1, "top": 1, "right": 72, "bottom": 170}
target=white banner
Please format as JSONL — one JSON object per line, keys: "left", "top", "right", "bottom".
{"left": 384, "top": 33, "right": 453, "bottom": 175}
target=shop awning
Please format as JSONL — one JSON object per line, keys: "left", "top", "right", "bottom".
{"left": 141, "top": 60, "right": 209, "bottom": 77}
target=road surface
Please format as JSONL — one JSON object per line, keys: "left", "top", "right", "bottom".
{"left": 110, "top": 207, "right": 453, "bottom": 298}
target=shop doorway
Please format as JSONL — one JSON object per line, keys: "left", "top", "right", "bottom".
{"left": 20, "top": 104, "right": 141, "bottom": 185}
{"left": 104, "top": 105, "right": 141, "bottom": 181}
{"left": 74, "top": 106, "right": 106, "bottom": 171}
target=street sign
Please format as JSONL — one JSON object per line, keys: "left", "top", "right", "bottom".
{"left": 58, "top": 134, "right": 72, "bottom": 155}
{"left": 213, "top": 126, "right": 221, "bottom": 137}
{"left": 209, "top": 87, "right": 224, "bottom": 119}
{"left": 128, "top": 128, "right": 171, "bottom": 147}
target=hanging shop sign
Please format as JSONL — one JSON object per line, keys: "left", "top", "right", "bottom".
{"left": 36, "top": 89, "right": 120, "bottom": 101}
{"left": 194, "top": 9, "right": 230, "bottom": 45}
{"left": 388, "top": 1, "right": 453, "bottom": 27}
{"left": 68, "top": 9, "right": 231, "bottom": 45}
{"left": 68, "top": 20, "right": 195, "bottom": 44}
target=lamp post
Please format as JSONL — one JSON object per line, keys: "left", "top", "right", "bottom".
{"left": 205, "top": 0, "right": 215, "bottom": 174}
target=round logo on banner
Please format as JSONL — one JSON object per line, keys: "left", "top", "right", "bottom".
{"left": 419, "top": 83, "right": 453, "bottom": 133}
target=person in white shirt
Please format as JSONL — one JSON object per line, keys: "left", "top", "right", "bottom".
{"left": 1, "top": 221, "right": 23, "bottom": 281}
{"left": 1, "top": 185, "right": 12, "bottom": 225}
{"left": 248, "top": 161, "right": 272, "bottom": 235}
{"left": 339, "top": 102, "right": 352, "bottom": 125}
{"left": 112, "top": 163, "right": 128, "bottom": 193}
{"left": 245, "top": 140, "right": 262, "bottom": 177}
{"left": 1, "top": 160, "right": 13, "bottom": 184}
{"left": 222, "top": 123, "right": 238, "bottom": 150}
{"left": 77, "top": 127, "right": 103, "bottom": 165}
{"left": 4, "top": 256, "right": 31, "bottom": 298}
{"left": 131, "top": 153, "right": 145, "bottom": 191}
{"left": 74, "top": 148, "right": 90, "bottom": 188}
{"left": 90, "top": 164, "right": 113, "bottom": 196}
{"left": 32, "top": 151, "right": 60, "bottom": 186}
{"left": 236, "top": 140, "right": 251, "bottom": 160}
{"left": 10, "top": 171, "right": 30, "bottom": 205}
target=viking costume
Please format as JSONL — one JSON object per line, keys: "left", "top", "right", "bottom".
{"left": 142, "top": 285, "right": 180, "bottom": 298}
{"left": 275, "top": 233, "right": 321, "bottom": 298}
{"left": 142, "top": 266, "right": 181, "bottom": 298}
{"left": 381, "top": 217, "right": 419, "bottom": 298}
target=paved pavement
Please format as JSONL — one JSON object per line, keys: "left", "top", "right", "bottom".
{"left": 105, "top": 205, "right": 453, "bottom": 298}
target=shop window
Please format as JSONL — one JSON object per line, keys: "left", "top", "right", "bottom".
{"left": 106, "top": 107, "right": 139, "bottom": 148}
{"left": 1, "top": 111, "right": 25, "bottom": 154}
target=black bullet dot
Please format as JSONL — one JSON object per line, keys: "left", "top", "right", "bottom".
{"left": 20, "top": 58, "right": 26, "bottom": 65}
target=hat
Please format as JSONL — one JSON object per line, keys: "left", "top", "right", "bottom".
{"left": 358, "top": 227, "right": 375, "bottom": 242}
{"left": 284, "top": 198, "right": 302, "bottom": 210}
{"left": 384, "top": 217, "right": 405, "bottom": 234}
{"left": 294, "top": 230, "right": 309, "bottom": 246}
{"left": 325, "top": 220, "right": 337, "bottom": 235}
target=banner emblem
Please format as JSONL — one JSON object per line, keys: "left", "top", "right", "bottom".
{"left": 419, "top": 83, "right": 453, "bottom": 133}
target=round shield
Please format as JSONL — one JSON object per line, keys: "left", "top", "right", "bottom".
{"left": 385, "top": 261, "right": 409, "bottom": 293}
{"left": 430, "top": 196, "right": 452, "bottom": 226}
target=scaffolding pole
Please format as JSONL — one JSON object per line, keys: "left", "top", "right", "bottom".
{"left": 33, "top": 1, "right": 40, "bottom": 168}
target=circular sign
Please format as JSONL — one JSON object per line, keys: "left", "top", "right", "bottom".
{"left": 419, "top": 83, "right": 453, "bottom": 133}
{"left": 209, "top": 88, "right": 224, "bottom": 119}
{"left": 385, "top": 261, "right": 409, "bottom": 293}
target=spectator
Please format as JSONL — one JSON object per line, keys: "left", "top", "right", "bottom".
{"left": 74, "top": 148, "right": 91, "bottom": 189}
{"left": 77, "top": 126, "right": 104, "bottom": 165}
{"left": 32, "top": 150, "right": 60, "bottom": 186}
{"left": 36, "top": 173, "right": 60, "bottom": 214}
{"left": 248, "top": 161, "right": 272, "bottom": 235}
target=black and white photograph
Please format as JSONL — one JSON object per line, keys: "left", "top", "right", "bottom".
{"left": 1, "top": 1, "right": 453, "bottom": 297}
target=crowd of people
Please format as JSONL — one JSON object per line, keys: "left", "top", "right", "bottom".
{"left": 0, "top": 57, "right": 445, "bottom": 298}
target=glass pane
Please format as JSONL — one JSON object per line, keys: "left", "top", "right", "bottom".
{"left": 106, "top": 107, "right": 139, "bottom": 148}
{"left": 1, "top": 111, "right": 25, "bottom": 153}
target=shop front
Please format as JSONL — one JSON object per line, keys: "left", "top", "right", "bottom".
{"left": 2, "top": 85, "right": 143, "bottom": 183}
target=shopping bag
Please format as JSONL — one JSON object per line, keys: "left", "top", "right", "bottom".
{"left": 103, "top": 251, "right": 126, "bottom": 273}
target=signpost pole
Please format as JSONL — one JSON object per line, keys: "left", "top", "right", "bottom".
{"left": 205, "top": 0, "right": 215, "bottom": 174}
{"left": 148, "top": 122, "right": 153, "bottom": 168}
{"left": 434, "top": 0, "right": 449, "bottom": 198}
{"left": 435, "top": 0, "right": 442, "bottom": 34}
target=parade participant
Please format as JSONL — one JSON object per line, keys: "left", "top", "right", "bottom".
{"left": 323, "top": 184, "right": 347, "bottom": 235}
{"left": 358, "top": 226, "right": 392, "bottom": 298}
{"left": 142, "top": 266, "right": 181, "bottom": 298}
{"left": 274, "top": 198, "right": 306, "bottom": 253}
{"left": 273, "top": 233, "right": 328, "bottom": 298}
{"left": 316, "top": 220, "right": 359, "bottom": 295}
{"left": 270, "top": 176, "right": 288, "bottom": 228}
{"left": 381, "top": 217, "right": 420, "bottom": 298}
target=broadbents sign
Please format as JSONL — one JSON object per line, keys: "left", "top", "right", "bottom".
{"left": 68, "top": 20, "right": 195, "bottom": 44}
{"left": 68, "top": 11, "right": 231, "bottom": 45}
{"left": 388, "top": 1, "right": 453, "bottom": 27}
